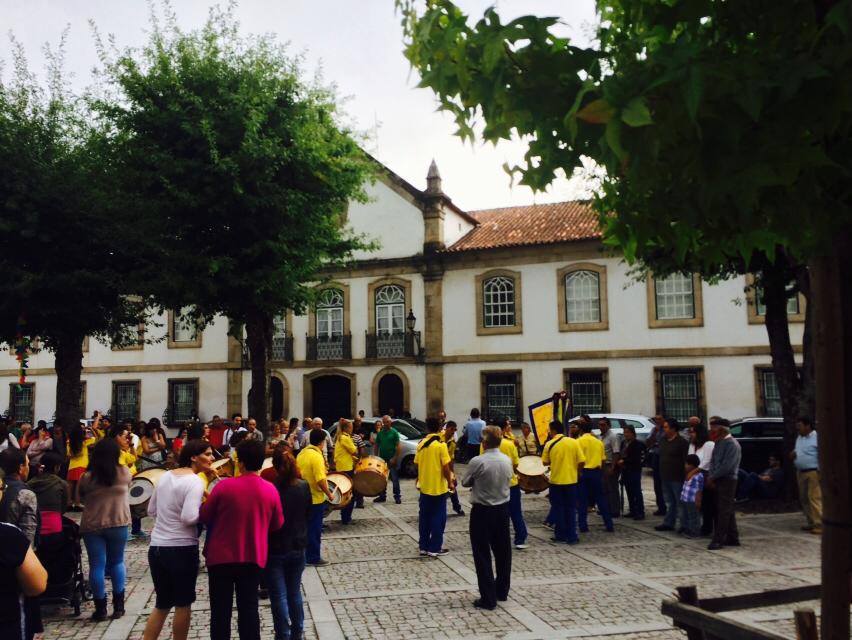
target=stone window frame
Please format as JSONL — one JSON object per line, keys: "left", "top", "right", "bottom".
{"left": 563, "top": 368, "right": 610, "bottom": 414}
{"left": 308, "top": 282, "right": 351, "bottom": 338}
{"left": 167, "top": 308, "right": 203, "bottom": 348}
{"left": 367, "top": 277, "right": 413, "bottom": 335}
{"left": 744, "top": 273, "right": 806, "bottom": 325}
{"left": 557, "top": 262, "right": 609, "bottom": 332}
{"left": 8, "top": 382, "right": 35, "bottom": 424}
{"left": 112, "top": 323, "right": 146, "bottom": 351}
{"left": 646, "top": 273, "right": 704, "bottom": 328}
{"left": 167, "top": 377, "right": 200, "bottom": 424}
{"left": 371, "top": 366, "right": 411, "bottom": 416}
{"left": 753, "top": 365, "right": 802, "bottom": 417}
{"left": 475, "top": 269, "right": 523, "bottom": 336}
{"left": 479, "top": 369, "right": 523, "bottom": 425}
{"left": 111, "top": 380, "right": 142, "bottom": 423}
{"left": 270, "top": 310, "right": 295, "bottom": 363}
{"left": 653, "top": 366, "right": 707, "bottom": 422}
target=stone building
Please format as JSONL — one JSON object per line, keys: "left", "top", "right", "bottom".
{"left": 0, "top": 161, "right": 804, "bottom": 431}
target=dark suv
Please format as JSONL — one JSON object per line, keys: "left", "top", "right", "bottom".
{"left": 729, "top": 417, "right": 785, "bottom": 473}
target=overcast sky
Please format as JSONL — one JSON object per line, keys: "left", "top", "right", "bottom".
{"left": 0, "top": 1, "right": 598, "bottom": 211}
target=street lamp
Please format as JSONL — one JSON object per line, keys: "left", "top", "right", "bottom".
{"left": 406, "top": 309, "right": 416, "bottom": 332}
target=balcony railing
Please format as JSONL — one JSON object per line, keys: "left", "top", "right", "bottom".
{"left": 366, "top": 331, "right": 418, "bottom": 359}
{"left": 306, "top": 334, "right": 352, "bottom": 361}
{"left": 270, "top": 335, "right": 294, "bottom": 363}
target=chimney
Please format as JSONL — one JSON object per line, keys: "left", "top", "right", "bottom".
{"left": 426, "top": 159, "right": 442, "bottom": 195}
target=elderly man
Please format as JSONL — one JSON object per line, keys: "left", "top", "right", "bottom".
{"left": 598, "top": 417, "right": 622, "bottom": 518}
{"left": 373, "top": 416, "right": 402, "bottom": 504}
{"left": 707, "top": 417, "right": 742, "bottom": 550}
{"left": 515, "top": 423, "right": 538, "bottom": 456}
{"left": 300, "top": 418, "right": 333, "bottom": 465}
{"left": 243, "top": 417, "right": 265, "bottom": 443}
{"left": 463, "top": 425, "right": 514, "bottom": 610}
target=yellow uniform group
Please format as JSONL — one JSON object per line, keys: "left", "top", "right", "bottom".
{"left": 542, "top": 432, "right": 586, "bottom": 544}
{"left": 414, "top": 432, "right": 451, "bottom": 555}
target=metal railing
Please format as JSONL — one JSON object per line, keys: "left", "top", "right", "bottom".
{"left": 306, "top": 334, "right": 352, "bottom": 361}
{"left": 365, "top": 330, "right": 418, "bottom": 359}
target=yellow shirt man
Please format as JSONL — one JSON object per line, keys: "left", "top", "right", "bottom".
{"left": 414, "top": 434, "right": 451, "bottom": 496}
{"left": 480, "top": 437, "right": 520, "bottom": 487}
{"left": 334, "top": 433, "right": 358, "bottom": 472}
{"left": 542, "top": 435, "right": 585, "bottom": 485}
{"left": 440, "top": 430, "right": 456, "bottom": 460}
{"left": 578, "top": 433, "right": 605, "bottom": 470}
{"left": 298, "top": 444, "right": 329, "bottom": 505}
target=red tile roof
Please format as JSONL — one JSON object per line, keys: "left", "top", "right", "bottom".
{"left": 445, "top": 201, "right": 601, "bottom": 252}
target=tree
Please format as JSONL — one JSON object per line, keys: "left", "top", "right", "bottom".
{"left": 97, "top": 7, "right": 373, "bottom": 431}
{"left": 399, "top": 1, "right": 852, "bottom": 636}
{"left": 0, "top": 38, "right": 148, "bottom": 433}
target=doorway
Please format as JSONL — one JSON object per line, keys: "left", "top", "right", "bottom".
{"left": 311, "top": 375, "right": 352, "bottom": 427}
{"left": 377, "top": 373, "right": 404, "bottom": 417}
{"left": 270, "top": 376, "right": 284, "bottom": 422}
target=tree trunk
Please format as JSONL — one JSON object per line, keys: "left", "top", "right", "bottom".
{"left": 761, "top": 264, "right": 804, "bottom": 498}
{"left": 810, "top": 229, "right": 852, "bottom": 640}
{"left": 54, "top": 333, "right": 84, "bottom": 433}
{"left": 245, "top": 309, "right": 272, "bottom": 433}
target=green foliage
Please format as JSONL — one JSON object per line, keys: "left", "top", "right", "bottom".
{"left": 399, "top": 0, "right": 852, "bottom": 275}
{"left": 97, "top": 5, "right": 375, "bottom": 324}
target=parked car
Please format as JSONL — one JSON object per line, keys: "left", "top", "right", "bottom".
{"left": 729, "top": 417, "right": 785, "bottom": 473}
{"left": 329, "top": 417, "right": 423, "bottom": 478}
{"left": 568, "top": 413, "right": 656, "bottom": 442}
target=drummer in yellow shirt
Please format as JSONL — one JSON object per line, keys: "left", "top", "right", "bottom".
{"left": 542, "top": 421, "right": 585, "bottom": 544}
{"left": 441, "top": 421, "right": 465, "bottom": 516}
{"left": 415, "top": 417, "right": 453, "bottom": 557}
{"left": 333, "top": 419, "right": 359, "bottom": 525}
{"left": 298, "top": 429, "right": 335, "bottom": 566}
{"left": 577, "top": 422, "right": 614, "bottom": 532}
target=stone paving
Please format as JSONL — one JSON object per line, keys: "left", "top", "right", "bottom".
{"left": 39, "top": 470, "right": 823, "bottom": 640}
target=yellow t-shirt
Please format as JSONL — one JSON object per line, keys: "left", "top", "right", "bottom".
{"left": 414, "top": 434, "right": 451, "bottom": 496}
{"left": 492, "top": 437, "right": 520, "bottom": 487}
{"left": 578, "top": 433, "right": 605, "bottom": 470}
{"left": 440, "top": 431, "right": 456, "bottom": 459}
{"left": 230, "top": 450, "right": 242, "bottom": 477}
{"left": 196, "top": 471, "right": 210, "bottom": 492}
{"left": 333, "top": 433, "right": 357, "bottom": 472}
{"left": 119, "top": 449, "right": 137, "bottom": 476}
{"left": 297, "top": 445, "right": 328, "bottom": 505}
{"left": 68, "top": 437, "right": 96, "bottom": 471}
{"left": 542, "top": 435, "right": 585, "bottom": 485}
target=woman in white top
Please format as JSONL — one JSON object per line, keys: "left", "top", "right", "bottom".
{"left": 688, "top": 422, "right": 715, "bottom": 536}
{"left": 142, "top": 440, "right": 213, "bottom": 640}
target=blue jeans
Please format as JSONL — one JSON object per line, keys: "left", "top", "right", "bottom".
{"left": 306, "top": 504, "right": 325, "bottom": 564}
{"left": 83, "top": 526, "right": 128, "bottom": 599}
{"left": 622, "top": 469, "right": 645, "bottom": 517}
{"left": 578, "top": 468, "right": 613, "bottom": 531}
{"left": 379, "top": 461, "right": 401, "bottom": 500}
{"left": 549, "top": 483, "right": 578, "bottom": 544}
{"left": 418, "top": 493, "right": 447, "bottom": 553}
{"left": 266, "top": 551, "right": 306, "bottom": 640}
{"left": 509, "top": 485, "right": 528, "bottom": 545}
{"left": 679, "top": 500, "right": 700, "bottom": 536}
{"left": 662, "top": 480, "right": 684, "bottom": 528}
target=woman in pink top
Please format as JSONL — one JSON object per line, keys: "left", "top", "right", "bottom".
{"left": 199, "top": 438, "right": 283, "bottom": 640}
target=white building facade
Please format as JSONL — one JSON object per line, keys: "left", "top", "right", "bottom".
{"left": 1, "top": 162, "right": 803, "bottom": 430}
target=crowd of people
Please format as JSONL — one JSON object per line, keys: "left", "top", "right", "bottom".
{"left": 0, "top": 407, "right": 822, "bottom": 639}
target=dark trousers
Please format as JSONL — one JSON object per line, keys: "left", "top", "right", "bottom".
{"left": 208, "top": 563, "right": 261, "bottom": 640}
{"left": 418, "top": 493, "right": 447, "bottom": 553}
{"left": 712, "top": 477, "right": 740, "bottom": 545}
{"left": 306, "top": 504, "right": 325, "bottom": 564}
{"left": 465, "top": 443, "right": 480, "bottom": 463}
{"left": 650, "top": 452, "right": 666, "bottom": 513}
{"left": 450, "top": 488, "right": 463, "bottom": 513}
{"left": 603, "top": 463, "right": 621, "bottom": 516}
{"left": 701, "top": 473, "right": 716, "bottom": 535}
{"left": 578, "top": 468, "right": 613, "bottom": 531}
{"left": 469, "top": 503, "right": 512, "bottom": 607}
{"left": 622, "top": 469, "right": 645, "bottom": 517}
{"left": 549, "top": 483, "right": 578, "bottom": 543}
{"left": 378, "top": 461, "right": 401, "bottom": 500}
{"left": 340, "top": 471, "right": 355, "bottom": 524}
{"left": 508, "top": 485, "right": 528, "bottom": 545}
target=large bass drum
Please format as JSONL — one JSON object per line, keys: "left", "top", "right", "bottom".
{"left": 129, "top": 467, "right": 167, "bottom": 518}
{"left": 352, "top": 456, "right": 388, "bottom": 497}
{"left": 517, "top": 455, "right": 550, "bottom": 493}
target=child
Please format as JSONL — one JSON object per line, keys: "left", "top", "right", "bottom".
{"left": 679, "top": 454, "right": 704, "bottom": 538}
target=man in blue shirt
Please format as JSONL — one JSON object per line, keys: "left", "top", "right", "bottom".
{"left": 462, "top": 409, "right": 486, "bottom": 462}
{"left": 791, "top": 416, "right": 822, "bottom": 534}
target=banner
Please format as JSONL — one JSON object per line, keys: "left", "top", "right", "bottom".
{"left": 527, "top": 392, "right": 569, "bottom": 447}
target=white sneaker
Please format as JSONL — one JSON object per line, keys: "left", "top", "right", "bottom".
{"left": 418, "top": 549, "right": 428, "bottom": 556}
{"left": 514, "top": 543, "right": 528, "bottom": 550}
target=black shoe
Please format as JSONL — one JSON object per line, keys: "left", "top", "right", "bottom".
{"left": 355, "top": 503, "right": 364, "bottom": 509}
{"left": 497, "top": 595, "right": 508, "bottom": 602}
{"left": 654, "top": 524, "right": 674, "bottom": 531}
{"left": 454, "top": 509, "right": 465, "bottom": 516}
{"left": 707, "top": 542, "right": 723, "bottom": 550}
{"left": 373, "top": 496, "right": 386, "bottom": 503}
{"left": 653, "top": 510, "right": 666, "bottom": 516}
{"left": 473, "top": 598, "right": 496, "bottom": 610}
{"left": 677, "top": 527, "right": 686, "bottom": 534}
{"left": 258, "top": 588, "right": 269, "bottom": 600}
{"left": 111, "top": 591, "right": 125, "bottom": 619}
{"left": 394, "top": 497, "right": 402, "bottom": 504}
{"left": 725, "top": 540, "right": 741, "bottom": 547}
{"left": 91, "top": 597, "right": 108, "bottom": 622}
{"left": 307, "top": 558, "right": 330, "bottom": 566}
{"left": 633, "top": 515, "right": 645, "bottom": 521}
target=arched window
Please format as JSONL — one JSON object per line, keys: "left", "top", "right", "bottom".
{"left": 565, "top": 270, "right": 601, "bottom": 323}
{"left": 316, "top": 289, "right": 344, "bottom": 339}
{"left": 482, "top": 276, "right": 516, "bottom": 327}
{"left": 375, "top": 284, "right": 405, "bottom": 335}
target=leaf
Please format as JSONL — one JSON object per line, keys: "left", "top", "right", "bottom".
{"left": 605, "top": 118, "right": 626, "bottom": 160}
{"left": 684, "top": 66, "right": 703, "bottom": 123}
{"left": 576, "top": 98, "right": 615, "bottom": 124}
{"left": 621, "top": 97, "right": 652, "bottom": 127}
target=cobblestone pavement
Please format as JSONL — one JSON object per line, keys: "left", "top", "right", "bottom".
{"left": 39, "top": 470, "right": 823, "bottom": 640}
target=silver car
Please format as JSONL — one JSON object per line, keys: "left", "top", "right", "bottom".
{"left": 569, "top": 413, "right": 656, "bottom": 442}
{"left": 329, "top": 417, "right": 423, "bottom": 477}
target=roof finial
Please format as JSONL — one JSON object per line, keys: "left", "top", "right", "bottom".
{"left": 426, "top": 158, "right": 442, "bottom": 195}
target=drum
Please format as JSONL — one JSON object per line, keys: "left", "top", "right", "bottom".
{"left": 210, "top": 457, "right": 234, "bottom": 478}
{"left": 261, "top": 457, "right": 273, "bottom": 472}
{"left": 517, "top": 455, "right": 550, "bottom": 493}
{"left": 129, "top": 468, "right": 167, "bottom": 506}
{"left": 326, "top": 473, "right": 353, "bottom": 510}
{"left": 207, "top": 475, "right": 224, "bottom": 493}
{"left": 352, "top": 455, "right": 388, "bottom": 497}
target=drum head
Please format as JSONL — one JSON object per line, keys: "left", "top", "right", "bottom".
{"left": 210, "top": 458, "right": 233, "bottom": 475}
{"left": 261, "top": 457, "right": 273, "bottom": 471}
{"left": 352, "top": 471, "right": 387, "bottom": 497}
{"left": 128, "top": 477, "right": 155, "bottom": 506}
{"left": 517, "top": 455, "right": 546, "bottom": 476}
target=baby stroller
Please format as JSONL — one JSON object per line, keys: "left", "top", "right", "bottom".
{"left": 36, "top": 515, "right": 91, "bottom": 616}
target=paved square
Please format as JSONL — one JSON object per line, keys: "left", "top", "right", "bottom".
{"left": 39, "top": 471, "right": 822, "bottom": 640}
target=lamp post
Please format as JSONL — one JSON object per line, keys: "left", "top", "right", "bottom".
{"left": 406, "top": 310, "right": 423, "bottom": 360}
